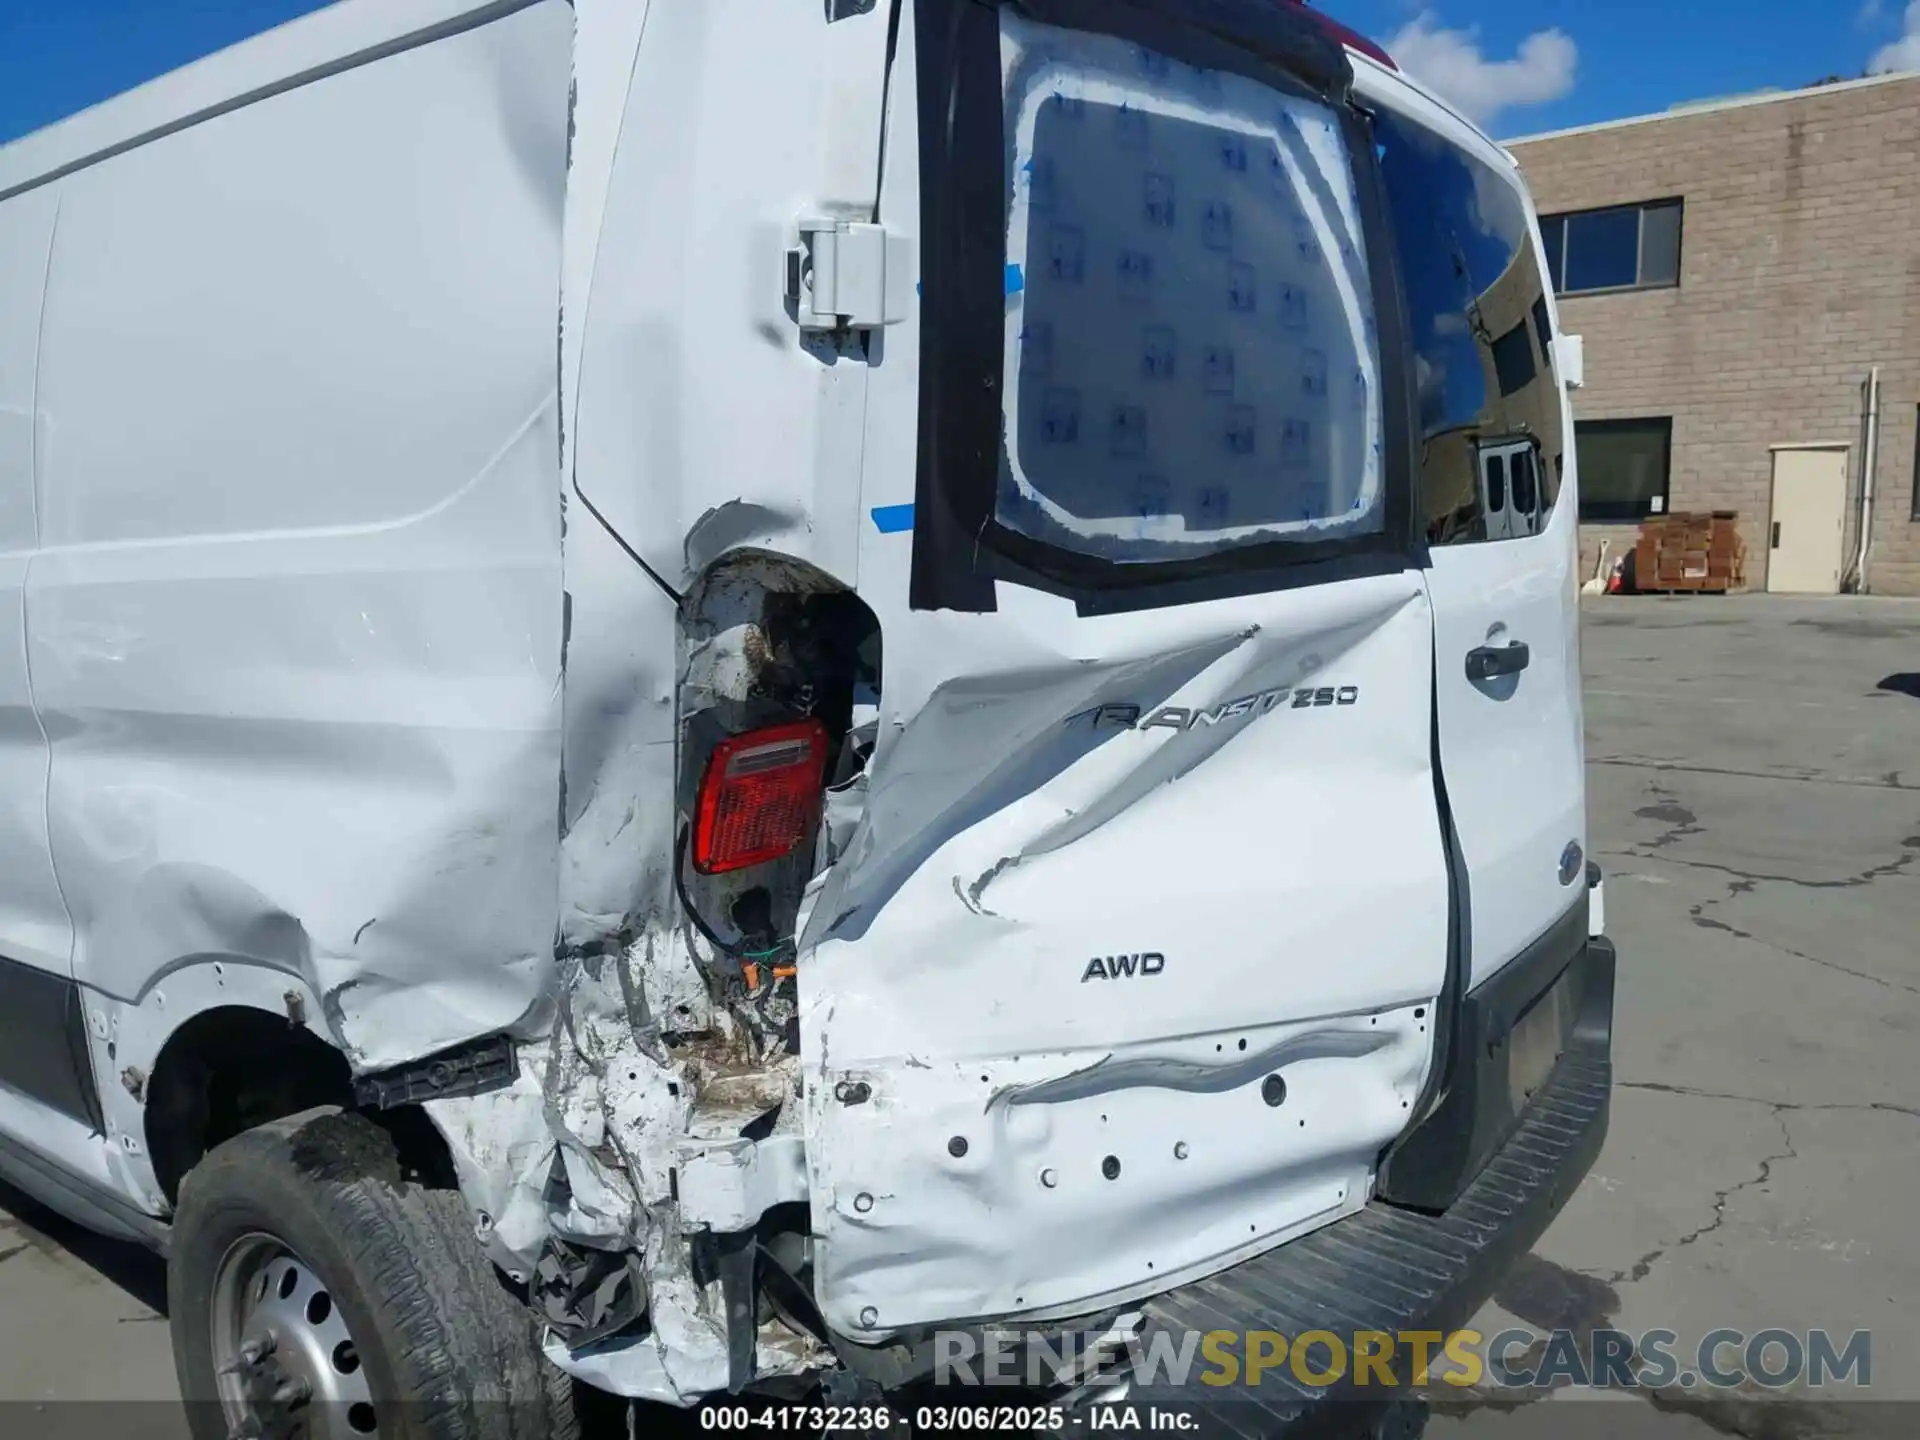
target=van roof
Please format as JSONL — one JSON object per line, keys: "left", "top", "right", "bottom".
{"left": 0, "top": 0, "right": 512, "bottom": 202}
{"left": 2, "top": 0, "right": 1510, "bottom": 203}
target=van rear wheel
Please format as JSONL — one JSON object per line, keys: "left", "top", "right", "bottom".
{"left": 168, "top": 1108, "right": 585, "bottom": 1440}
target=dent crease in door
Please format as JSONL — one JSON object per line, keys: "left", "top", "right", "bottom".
{"left": 799, "top": 571, "right": 1448, "bottom": 1337}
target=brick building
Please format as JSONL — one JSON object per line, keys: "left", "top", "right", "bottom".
{"left": 1507, "top": 72, "right": 1920, "bottom": 595}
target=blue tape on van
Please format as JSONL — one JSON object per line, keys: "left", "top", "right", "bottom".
{"left": 1005, "top": 263, "right": 1024, "bottom": 295}
{"left": 870, "top": 504, "right": 915, "bottom": 534}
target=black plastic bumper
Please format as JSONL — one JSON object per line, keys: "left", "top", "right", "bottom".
{"left": 1123, "top": 931, "right": 1615, "bottom": 1433}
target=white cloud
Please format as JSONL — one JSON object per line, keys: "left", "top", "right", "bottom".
{"left": 1415, "top": 353, "right": 1449, "bottom": 429}
{"left": 1869, "top": 0, "right": 1920, "bottom": 72}
{"left": 1386, "top": 11, "right": 1577, "bottom": 128}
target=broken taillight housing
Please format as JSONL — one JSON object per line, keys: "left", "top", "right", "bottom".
{"left": 691, "top": 719, "right": 830, "bottom": 875}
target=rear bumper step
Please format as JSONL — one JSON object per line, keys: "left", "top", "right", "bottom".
{"left": 1121, "top": 937, "right": 1614, "bottom": 1430}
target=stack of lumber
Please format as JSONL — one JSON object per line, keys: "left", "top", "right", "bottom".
{"left": 1632, "top": 511, "right": 1746, "bottom": 593}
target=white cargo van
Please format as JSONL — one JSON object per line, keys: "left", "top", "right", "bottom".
{"left": 0, "top": 0, "right": 1612, "bottom": 1433}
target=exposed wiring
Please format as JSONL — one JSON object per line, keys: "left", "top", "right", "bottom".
{"left": 673, "top": 823, "right": 747, "bottom": 958}
{"left": 672, "top": 824, "right": 797, "bottom": 975}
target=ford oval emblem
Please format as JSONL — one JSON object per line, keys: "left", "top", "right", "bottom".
{"left": 1558, "top": 841, "right": 1585, "bottom": 887}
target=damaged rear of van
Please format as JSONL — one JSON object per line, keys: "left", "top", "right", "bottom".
{"left": 0, "top": 0, "right": 1612, "bottom": 1433}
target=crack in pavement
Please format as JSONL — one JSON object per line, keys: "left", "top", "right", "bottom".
{"left": 1589, "top": 1108, "right": 1798, "bottom": 1289}
{"left": 1592, "top": 754, "right": 1916, "bottom": 791}
{"left": 1603, "top": 793, "right": 1920, "bottom": 992}
{"left": 1686, "top": 885, "right": 1920, "bottom": 997}
{"left": 1604, "top": 781, "right": 1920, "bottom": 993}
{"left": 1606, "top": 777, "right": 1920, "bottom": 891}
{"left": 1634, "top": 782, "right": 1706, "bottom": 850}
{"left": 1616, "top": 1078, "right": 1920, "bottom": 1121}
{"left": 1598, "top": 843, "right": 1919, "bottom": 892}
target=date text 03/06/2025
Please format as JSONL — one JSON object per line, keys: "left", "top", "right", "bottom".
{"left": 696, "top": 1405, "right": 1198, "bottom": 1432}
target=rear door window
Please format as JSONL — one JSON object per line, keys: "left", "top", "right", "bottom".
{"left": 1374, "top": 105, "right": 1564, "bottom": 548}
{"left": 998, "top": 13, "right": 1384, "bottom": 564}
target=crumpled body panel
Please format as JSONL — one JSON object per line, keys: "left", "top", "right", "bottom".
{"left": 25, "top": 0, "right": 574, "bottom": 1069}
{"left": 519, "top": 0, "right": 896, "bottom": 1399}
{"left": 798, "top": 575, "right": 1449, "bottom": 1336}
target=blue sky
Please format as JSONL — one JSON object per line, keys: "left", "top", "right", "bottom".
{"left": 1, "top": 0, "right": 1918, "bottom": 146}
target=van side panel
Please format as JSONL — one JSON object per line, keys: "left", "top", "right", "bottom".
{"left": 561, "top": 0, "right": 894, "bottom": 597}
{"left": 24, "top": 1, "right": 574, "bottom": 1070}
{"left": 0, "top": 186, "right": 78, "bottom": 986}
{"left": 0, "top": 189, "right": 51, "bottom": 551}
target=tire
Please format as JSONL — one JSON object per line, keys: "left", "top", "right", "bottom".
{"left": 168, "top": 1107, "right": 590, "bottom": 1440}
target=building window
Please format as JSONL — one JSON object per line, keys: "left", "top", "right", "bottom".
{"left": 1540, "top": 199, "right": 1683, "bottom": 295}
{"left": 1577, "top": 417, "right": 1671, "bottom": 520}
{"left": 1490, "top": 320, "right": 1537, "bottom": 397}
{"left": 1912, "top": 406, "right": 1920, "bottom": 522}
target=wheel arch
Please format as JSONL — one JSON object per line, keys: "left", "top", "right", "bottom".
{"left": 137, "top": 990, "right": 455, "bottom": 1210}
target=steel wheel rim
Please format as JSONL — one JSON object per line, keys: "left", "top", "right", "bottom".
{"left": 209, "top": 1231, "right": 379, "bottom": 1439}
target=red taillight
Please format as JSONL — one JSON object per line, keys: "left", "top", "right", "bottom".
{"left": 1283, "top": 1, "right": 1397, "bottom": 71}
{"left": 691, "top": 719, "right": 830, "bottom": 875}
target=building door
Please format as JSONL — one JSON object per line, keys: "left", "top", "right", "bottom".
{"left": 1766, "top": 446, "right": 1849, "bottom": 594}
{"left": 1481, "top": 450, "right": 1509, "bottom": 539}
{"left": 1509, "top": 445, "right": 1543, "bottom": 536}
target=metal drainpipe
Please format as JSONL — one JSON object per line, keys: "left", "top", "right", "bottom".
{"left": 1851, "top": 367, "right": 1880, "bottom": 593}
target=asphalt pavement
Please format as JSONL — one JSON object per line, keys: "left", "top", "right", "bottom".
{"left": 1434, "top": 594, "right": 1920, "bottom": 1439}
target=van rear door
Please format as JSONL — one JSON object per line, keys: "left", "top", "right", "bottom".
{"left": 1368, "top": 87, "right": 1586, "bottom": 991}
{"left": 802, "top": 0, "right": 1454, "bottom": 1340}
